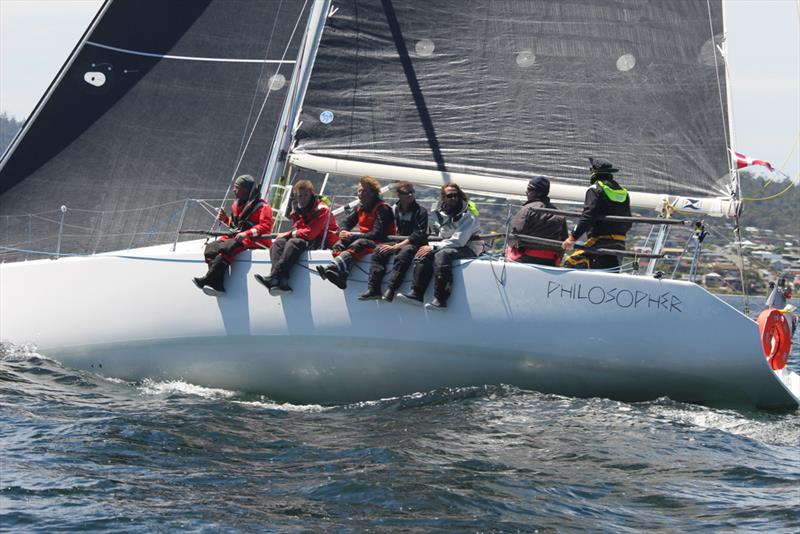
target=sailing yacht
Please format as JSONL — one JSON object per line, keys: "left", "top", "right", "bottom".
{"left": 1, "top": 0, "right": 797, "bottom": 408}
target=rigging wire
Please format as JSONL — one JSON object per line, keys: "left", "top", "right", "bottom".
{"left": 211, "top": 0, "right": 311, "bottom": 235}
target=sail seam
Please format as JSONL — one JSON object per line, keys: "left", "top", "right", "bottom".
{"left": 86, "top": 41, "right": 297, "bottom": 64}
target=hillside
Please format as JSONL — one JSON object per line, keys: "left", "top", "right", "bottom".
{"left": 738, "top": 171, "right": 799, "bottom": 236}
{"left": 0, "top": 113, "right": 22, "bottom": 154}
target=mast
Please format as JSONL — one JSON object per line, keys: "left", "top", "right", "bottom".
{"left": 261, "top": 0, "right": 332, "bottom": 196}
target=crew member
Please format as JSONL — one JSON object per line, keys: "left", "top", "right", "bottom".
{"left": 505, "top": 175, "right": 567, "bottom": 266}
{"left": 397, "top": 182, "right": 483, "bottom": 310}
{"left": 359, "top": 181, "right": 428, "bottom": 301}
{"left": 317, "top": 175, "right": 395, "bottom": 289}
{"left": 561, "top": 158, "right": 632, "bottom": 271}
{"left": 254, "top": 179, "right": 338, "bottom": 295}
{"left": 192, "top": 174, "right": 273, "bottom": 295}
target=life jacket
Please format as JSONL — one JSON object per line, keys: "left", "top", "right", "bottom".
{"left": 231, "top": 198, "right": 266, "bottom": 232}
{"left": 595, "top": 180, "right": 629, "bottom": 203}
{"left": 357, "top": 199, "right": 396, "bottom": 236}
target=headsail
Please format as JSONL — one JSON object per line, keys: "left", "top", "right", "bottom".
{"left": 0, "top": 0, "right": 310, "bottom": 262}
{"left": 293, "top": 0, "right": 733, "bottom": 206}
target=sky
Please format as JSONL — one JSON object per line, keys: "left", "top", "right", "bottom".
{"left": 0, "top": 0, "right": 798, "bottom": 182}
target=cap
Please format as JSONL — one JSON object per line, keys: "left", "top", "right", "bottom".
{"left": 588, "top": 157, "right": 619, "bottom": 174}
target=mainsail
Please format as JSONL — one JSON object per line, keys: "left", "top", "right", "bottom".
{"left": 293, "top": 0, "right": 732, "bottom": 202}
{"left": 0, "top": 0, "right": 310, "bottom": 262}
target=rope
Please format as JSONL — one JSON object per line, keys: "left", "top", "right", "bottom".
{"left": 741, "top": 180, "right": 795, "bottom": 201}
{"left": 212, "top": 1, "right": 311, "bottom": 234}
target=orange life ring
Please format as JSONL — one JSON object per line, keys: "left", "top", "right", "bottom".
{"left": 756, "top": 309, "right": 792, "bottom": 370}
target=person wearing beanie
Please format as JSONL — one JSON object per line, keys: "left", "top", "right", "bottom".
{"left": 561, "top": 158, "right": 632, "bottom": 271}
{"left": 192, "top": 174, "right": 274, "bottom": 295}
{"left": 505, "top": 175, "right": 567, "bottom": 266}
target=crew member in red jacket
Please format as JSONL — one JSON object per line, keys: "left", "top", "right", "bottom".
{"left": 317, "top": 175, "right": 395, "bottom": 289}
{"left": 192, "top": 174, "right": 273, "bottom": 295}
{"left": 254, "top": 179, "right": 339, "bottom": 295}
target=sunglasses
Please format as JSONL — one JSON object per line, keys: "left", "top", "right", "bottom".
{"left": 445, "top": 193, "right": 459, "bottom": 199}
{"left": 398, "top": 191, "right": 414, "bottom": 196}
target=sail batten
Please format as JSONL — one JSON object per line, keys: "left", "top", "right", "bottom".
{"left": 86, "top": 41, "right": 299, "bottom": 64}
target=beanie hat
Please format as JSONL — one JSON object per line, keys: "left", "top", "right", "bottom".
{"left": 527, "top": 175, "right": 550, "bottom": 196}
{"left": 234, "top": 174, "right": 255, "bottom": 189}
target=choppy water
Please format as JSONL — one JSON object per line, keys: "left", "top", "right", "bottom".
{"left": 2, "top": 298, "right": 799, "bottom": 532}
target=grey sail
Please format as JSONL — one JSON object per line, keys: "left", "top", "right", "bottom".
{"left": 0, "top": 0, "right": 310, "bottom": 262}
{"left": 296, "top": 0, "right": 731, "bottom": 197}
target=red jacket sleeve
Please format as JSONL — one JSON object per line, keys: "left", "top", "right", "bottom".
{"left": 241, "top": 203, "right": 273, "bottom": 248}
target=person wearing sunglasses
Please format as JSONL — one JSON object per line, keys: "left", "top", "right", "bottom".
{"left": 397, "top": 182, "right": 483, "bottom": 310}
{"left": 358, "top": 181, "right": 429, "bottom": 302}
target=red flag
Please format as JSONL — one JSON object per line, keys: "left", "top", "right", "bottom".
{"left": 730, "top": 150, "right": 775, "bottom": 172}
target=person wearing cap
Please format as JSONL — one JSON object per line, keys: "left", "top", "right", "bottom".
{"left": 253, "top": 179, "right": 339, "bottom": 295}
{"left": 358, "top": 181, "right": 429, "bottom": 301}
{"left": 505, "top": 176, "right": 568, "bottom": 266}
{"left": 561, "top": 158, "right": 632, "bottom": 271}
{"left": 317, "top": 175, "right": 395, "bottom": 289}
{"left": 192, "top": 174, "right": 273, "bottom": 295}
{"left": 397, "top": 182, "right": 483, "bottom": 310}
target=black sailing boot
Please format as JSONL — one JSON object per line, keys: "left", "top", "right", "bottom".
{"left": 324, "top": 253, "right": 351, "bottom": 290}
{"left": 202, "top": 257, "right": 228, "bottom": 296}
{"left": 425, "top": 275, "right": 450, "bottom": 310}
{"left": 254, "top": 273, "right": 278, "bottom": 292}
{"left": 359, "top": 284, "right": 382, "bottom": 301}
{"left": 396, "top": 286, "right": 424, "bottom": 306}
{"left": 270, "top": 276, "right": 293, "bottom": 296}
{"left": 359, "top": 268, "right": 383, "bottom": 300}
{"left": 381, "top": 272, "right": 402, "bottom": 302}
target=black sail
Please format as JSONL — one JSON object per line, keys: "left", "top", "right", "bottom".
{"left": 0, "top": 0, "right": 309, "bottom": 261}
{"left": 297, "top": 0, "right": 731, "bottom": 197}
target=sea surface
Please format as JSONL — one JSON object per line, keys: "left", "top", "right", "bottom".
{"left": 1, "top": 296, "right": 798, "bottom": 533}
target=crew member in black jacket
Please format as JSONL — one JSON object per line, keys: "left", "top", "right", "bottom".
{"left": 505, "top": 175, "right": 567, "bottom": 266}
{"left": 359, "top": 181, "right": 429, "bottom": 301}
{"left": 562, "top": 158, "right": 632, "bottom": 271}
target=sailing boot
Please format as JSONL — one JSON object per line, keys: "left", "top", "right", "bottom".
{"left": 201, "top": 256, "right": 228, "bottom": 296}
{"left": 425, "top": 275, "right": 450, "bottom": 310}
{"left": 192, "top": 275, "right": 208, "bottom": 290}
{"left": 359, "top": 284, "right": 382, "bottom": 301}
{"left": 254, "top": 273, "right": 278, "bottom": 292}
{"left": 270, "top": 276, "right": 293, "bottom": 296}
{"left": 396, "top": 286, "right": 424, "bottom": 306}
{"left": 324, "top": 253, "right": 351, "bottom": 290}
{"left": 381, "top": 272, "right": 403, "bottom": 302}
{"left": 359, "top": 269, "right": 383, "bottom": 300}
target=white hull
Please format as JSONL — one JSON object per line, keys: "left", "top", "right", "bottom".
{"left": 2, "top": 240, "right": 797, "bottom": 408}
